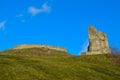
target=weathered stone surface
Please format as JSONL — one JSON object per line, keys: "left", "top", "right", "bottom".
{"left": 82, "top": 26, "right": 111, "bottom": 55}
{"left": 13, "top": 44, "right": 67, "bottom": 52}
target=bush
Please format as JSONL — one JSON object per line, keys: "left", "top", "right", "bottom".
{"left": 109, "top": 46, "right": 120, "bottom": 54}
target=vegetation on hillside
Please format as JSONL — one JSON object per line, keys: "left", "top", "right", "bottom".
{"left": 0, "top": 48, "right": 120, "bottom": 80}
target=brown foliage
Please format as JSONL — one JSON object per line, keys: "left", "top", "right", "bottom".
{"left": 106, "top": 54, "right": 120, "bottom": 66}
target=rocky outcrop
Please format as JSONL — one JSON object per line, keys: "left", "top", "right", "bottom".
{"left": 13, "top": 44, "right": 67, "bottom": 52}
{"left": 82, "top": 26, "right": 111, "bottom": 55}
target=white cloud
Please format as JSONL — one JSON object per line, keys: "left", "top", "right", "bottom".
{"left": 41, "top": 3, "right": 51, "bottom": 12}
{"left": 28, "top": 3, "right": 51, "bottom": 16}
{"left": 0, "top": 21, "right": 7, "bottom": 29}
{"left": 28, "top": 7, "right": 41, "bottom": 16}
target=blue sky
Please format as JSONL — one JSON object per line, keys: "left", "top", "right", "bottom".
{"left": 0, "top": 0, "right": 120, "bottom": 55}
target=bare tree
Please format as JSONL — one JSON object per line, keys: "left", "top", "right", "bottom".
{"left": 109, "top": 46, "right": 120, "bottom": 54}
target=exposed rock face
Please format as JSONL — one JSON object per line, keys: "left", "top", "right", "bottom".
{"left": 82, "top": 26, "right": 111, "bottom": 55}
{"left": 13, "top": 44, "right": 67, "bottom": 52}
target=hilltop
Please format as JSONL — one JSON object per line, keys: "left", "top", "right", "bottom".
{"left": 2, "top": 47, "right": 68, "bottom": 56}
{"left": 0, "top": 26, "right": 119, "bottom": 80}
{"left": 0, "top": 48, "right": 120, "bottom": 80}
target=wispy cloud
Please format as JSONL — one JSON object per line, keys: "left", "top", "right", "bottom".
{"left": 28, "top": 3, "right": 51, "bottom": 16}
{"left": 16, "top": 2, "right": 52, "bottom": 23}
{"left": 16, "top": 14, "right": 24, "bottom": 18}
{"left": 28, "top": 7, "right": 41, "bottom": 16}
{"left": 16, "top": 14, "right": 25, "bottom": 23}
{"left": 0, "top": 21, "right": 7, "bottom": 29}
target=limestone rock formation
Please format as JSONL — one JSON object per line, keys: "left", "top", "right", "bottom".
{"left": 82, "top": 26, "right": 111, "bottom": 55}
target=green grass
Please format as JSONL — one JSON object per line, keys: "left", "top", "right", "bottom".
{"left": 0, "top": 48, "right": 120, "bottom": 80}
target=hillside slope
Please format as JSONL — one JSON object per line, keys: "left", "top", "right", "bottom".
{"left": 0, "top": 48, "right": 120, "bottom": 80}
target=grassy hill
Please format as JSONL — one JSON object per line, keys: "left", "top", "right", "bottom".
{"left": 0, "top": 48, "right": 120, "bottom": 80}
